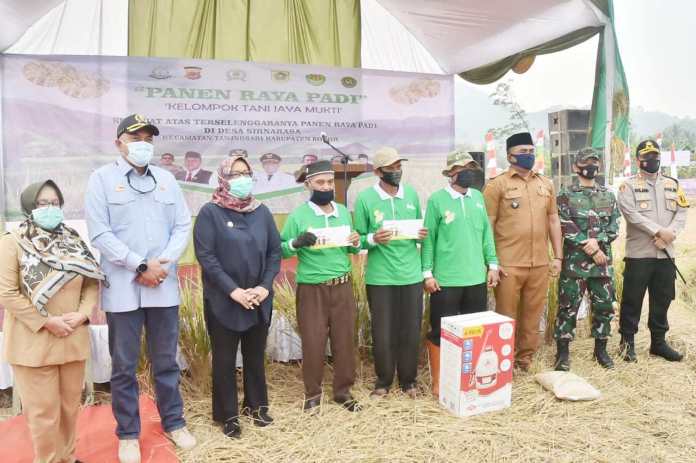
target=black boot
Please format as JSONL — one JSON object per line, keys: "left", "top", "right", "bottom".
{"left": 650, "top": 334, "right": 684, "bottom": 362}
{"left": 223, "top": 418, "right": 241, "bottom": 438}
{"left": 619, "top": 334, "right": 637, "bottom": 363}
{"left": 554, "top": 339, "right": 570, "bottom": 371}
{"left": 593, "top": 338, "right": 614, "bottom": 369}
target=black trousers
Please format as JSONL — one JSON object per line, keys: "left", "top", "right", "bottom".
{"left": 366, "top": 283, "right": 423, "bottom": 391}
{"left": 428, "top": 283, "right": 488, "bottom": 346}
{"left": 205, "top": 307, "right": 269, "bottom": 423}
{"left": 619, "top": 258, "right": 676, "bottom": 338}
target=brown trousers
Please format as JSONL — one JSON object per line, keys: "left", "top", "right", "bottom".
{"left": 494, "top": 265, "right": 549, "bottom": 368}
{"left": 296, "top": 281, "right": 357, "bottom": 400}
{"left": 12, "top": 360, "right": 86, "bottom": 463}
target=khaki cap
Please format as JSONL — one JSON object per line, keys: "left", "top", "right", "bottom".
{"left": 372, "top": 147, "right": 407, "bottom": 169}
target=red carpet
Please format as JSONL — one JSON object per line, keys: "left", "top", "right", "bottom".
{"left": 0, "top": 396, "right": 179, "bottom": 463}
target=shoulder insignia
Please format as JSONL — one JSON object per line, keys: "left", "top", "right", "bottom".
{"left": 677, "top": 187, "right": 690, "bottom": 208}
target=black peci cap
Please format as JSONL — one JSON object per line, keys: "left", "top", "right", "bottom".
{"left": 506, "top": 132, "right": 534, "bottom": 151}
{"left": 295, "top": 160, "right": 333, "bottom": 183}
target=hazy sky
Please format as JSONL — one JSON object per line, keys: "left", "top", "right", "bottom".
{"left": 462, "top": 0, "right": 696, "bottom": 118}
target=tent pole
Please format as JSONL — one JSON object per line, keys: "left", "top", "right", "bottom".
{"left": 602, "top": 24, "right": 616, "bottom": 186}
{"left": 0, "top": 57, "right": 6, "bottom": 233}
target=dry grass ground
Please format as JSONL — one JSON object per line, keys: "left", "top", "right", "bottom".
{"left": 176, "top": 207, "right": 696, "bottom": 463}
{"left": 3, "top": 205, "right": 696, "bottom": 463}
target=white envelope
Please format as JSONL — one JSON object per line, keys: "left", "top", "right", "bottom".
{"left": 308, "top": 225, "right": 352, "bottom": 249}
{"left": 382, "top": 219, "right": 423, "bottom": 240}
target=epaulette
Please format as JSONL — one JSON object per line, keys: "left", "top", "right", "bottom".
{"left": 663, "top": 175, "right": 680, "bottom": 186}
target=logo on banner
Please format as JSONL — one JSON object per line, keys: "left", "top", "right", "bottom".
{"left": 226, "top": 69, "right": 247, "bottom": 82}
{"left": 341, "top": 76, "right": 357, "bottom": 88}
{"left": 183, "top": 66, "right": 203, "bottom": 80}
{"left": 306, "top": 74, "right": 326, "bottom": 86}
{"left": 272, "top": 70, "right": 290, "bottom": 82}
{"left": 149, "top": 66, "right": 172, "bottom": 80}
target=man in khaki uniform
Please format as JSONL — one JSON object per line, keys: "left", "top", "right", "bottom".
{"left": 483, "top": 132, "right": 563, "bottom": 371}
{"left": 617, "top": 139, "right": 689, "bottom": 362}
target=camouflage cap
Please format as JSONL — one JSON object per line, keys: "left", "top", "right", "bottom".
{"left": 575, "top": 147, "right": 600, "bottom": 163}
{"left": 442, "top": 149, "right": 478, "bottom": 175}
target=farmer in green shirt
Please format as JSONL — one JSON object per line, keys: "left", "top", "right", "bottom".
{"left": 422, "top": 150, "right": 499, "bottom": 397}
{"left": 354, "top": 147, "right": 428, "bottom": 399}
{"left": 280, "top": 160, "right": 361, "bottom": 412}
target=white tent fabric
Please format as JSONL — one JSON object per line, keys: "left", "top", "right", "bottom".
{"left": 360, "top": 0, "right": 443, "bottom": 74}
{"left": 4, "top": 0, "right": 605, "bottom": 77}
{"left": 0, "top": 0, "right": 63, "bottom": 52}
{"left": 3, "top": 0, "right": 127, "bottom": 56}
{"left": 366, "top": 0, "right": 604, "bottom": 74}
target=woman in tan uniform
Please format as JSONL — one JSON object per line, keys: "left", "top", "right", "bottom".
{"left": 0, "top": 180, "right": 106, "bottom": 463}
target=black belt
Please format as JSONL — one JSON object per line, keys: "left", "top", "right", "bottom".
{"left": 321, "top": 273, "right": 351, "bottom": 286}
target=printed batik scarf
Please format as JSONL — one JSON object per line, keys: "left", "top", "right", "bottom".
{"left": 11, "top": 219, "right": 107, "bottom": 317}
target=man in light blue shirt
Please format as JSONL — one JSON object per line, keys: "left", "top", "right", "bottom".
{"left": 85, "top": 114, "right": 195, "bottom": 463}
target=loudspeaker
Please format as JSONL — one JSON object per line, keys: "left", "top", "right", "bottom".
{"left": 548, "top": 109, "right": 590, "bottom": 133}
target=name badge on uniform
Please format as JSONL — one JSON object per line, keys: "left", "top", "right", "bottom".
{"left": 406, "top": 203, "right": 416, "bottom": 210}
{"left": 374, "top": 210, "right": 384, "bottom": 223}
{"left": 444, "top": 210, "right": 455, "bottom": 224}
{"left": 115, "top": 185, "right": 125, "bottom": 192}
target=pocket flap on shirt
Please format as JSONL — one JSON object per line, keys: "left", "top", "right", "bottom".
{"left": 537, "top": 184, "right": 551, "bottom": 197}
{"left": 154, "top": 189, "right": 176, "bottom": 205}
{"left": 504, "top": 189, "right": 522, "bottom": 199}
{"left": 106, "top": 189, "right": 136, "bottom": 205}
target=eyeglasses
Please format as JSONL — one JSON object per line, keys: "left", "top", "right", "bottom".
{"left": 127, "top": 171, "right": 158, "bottom": 194}
{"left": 228, "top": 171, "right": 252, "bottom": 179}
{"left": 36, "top": 200, "right": 61, "bottom": 207}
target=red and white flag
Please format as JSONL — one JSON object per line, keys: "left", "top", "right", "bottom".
{"left": 534, "top": 129, "right": 545, "bottom": 174}
{"left": 623, "top": 144, "right": 631, "bottom": 176}
{"left": 485, "top": 131, "right": 498, "bottom": 178}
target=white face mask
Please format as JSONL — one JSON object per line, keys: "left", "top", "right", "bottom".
{"left": 126, "top": 141, "right": 154, "bottom": 167}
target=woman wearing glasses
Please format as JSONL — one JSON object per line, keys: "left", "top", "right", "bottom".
{"left": 0, "top": 180, "right": 106, "bottom": 463}
{"left": 193, "top": 156, "right": 281, "bottom": 438}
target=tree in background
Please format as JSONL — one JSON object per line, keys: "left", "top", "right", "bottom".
{"left": 488, "top": 80, "right": 530, "bottom": 141}
{"left": 655, "top": 123, "right": 696, "bottom": 178}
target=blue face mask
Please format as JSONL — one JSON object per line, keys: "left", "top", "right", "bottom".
{"left": 126, "top": 141, "right": 154, "bottom": 167}
{"left": 228, "top": 176, "right": 254, "bottom": 198}
{"left": 511, "top": 153, "right": 536, "bottom": 170}
{"left": 32, "top": 206, "right": 64, "bottom": 231}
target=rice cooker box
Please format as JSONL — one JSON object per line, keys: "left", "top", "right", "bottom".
{"left": 439, "top": 311, "right": 515, "bottom": 417}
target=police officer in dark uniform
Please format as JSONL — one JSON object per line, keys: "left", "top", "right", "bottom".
{"left": 617, "top": 140, "right": 689, "bottom": 362}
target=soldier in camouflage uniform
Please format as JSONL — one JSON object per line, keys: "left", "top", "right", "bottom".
{"left": 554, "top": 148, "right": 620, "bottom": 371}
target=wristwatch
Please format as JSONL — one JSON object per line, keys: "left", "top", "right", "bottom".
{"left": 136, "top": 260, "right": 148, "bottom": 274}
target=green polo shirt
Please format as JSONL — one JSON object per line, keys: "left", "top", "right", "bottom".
{"left": 354, "top": 182, "right": 423, "bottom": 286}
{"left": 281, "top": 201, "right": 359, "bottom": 284}
{"left": 422, "top": 186, "right": 498, "bottom": 287}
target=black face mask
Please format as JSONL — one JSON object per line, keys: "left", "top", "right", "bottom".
{"left": 454, "top": 169, "right": 485, "bottom": 191}
{"left": 640, "top": 158, "right": 660, "bottom": 174}
{"left": 310, "top": 189, "right": 334, "bottom": 206}
{"left": 577, "top": 164, "right": 599, "bottom": 179}
{"left": 380, "top": 170, "right": 402, "bottom": 187}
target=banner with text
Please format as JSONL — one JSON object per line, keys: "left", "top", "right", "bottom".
{"left": 1, "top": 54, "right": 454, "bottom": 219}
